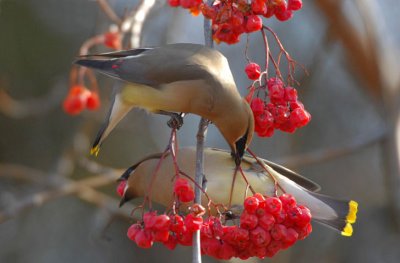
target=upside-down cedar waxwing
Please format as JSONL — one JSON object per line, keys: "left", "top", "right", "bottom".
{"left": 74, "top": 43, "right": 254, "bottom": 164}
{"left": 119, "top": 147, "right": 358, "bottom": 237}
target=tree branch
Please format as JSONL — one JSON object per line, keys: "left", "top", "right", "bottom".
{"left": 192, "top": 1, "right": 214, "bottom": 261}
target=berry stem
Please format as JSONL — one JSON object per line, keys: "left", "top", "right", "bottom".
{"left": 246, "top": 148, "right": 286, "bottom": 195}
{"left": 238, "top": 166, "right": 256, "bottom": 195}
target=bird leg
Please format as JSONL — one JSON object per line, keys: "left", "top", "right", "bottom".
{"left": 156, "top": 110, "right": 185, "bottom": 130}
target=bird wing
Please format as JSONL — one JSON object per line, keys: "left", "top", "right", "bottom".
{"left": 209, "top": 148, "right": 321, "bottom": 192}
{"left": 74, "top": 43, "right": 220, "bottom": 87}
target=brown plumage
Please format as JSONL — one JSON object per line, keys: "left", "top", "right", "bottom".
{"left": 75, "top": 43, "right": 254, "bottom": 162}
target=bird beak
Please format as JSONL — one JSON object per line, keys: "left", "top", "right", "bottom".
{"left": 234, "top": 128, "right": 250, "bottom": 166}
{"left": 119, "top": 192, "right": 134, "bottom": 207}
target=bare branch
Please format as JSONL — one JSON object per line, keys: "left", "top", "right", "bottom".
{"left": 0, "top": 163, "right": 136, "bottom": 224}
{"left": 96, "top": 0, "right": 122, "bottom": 25}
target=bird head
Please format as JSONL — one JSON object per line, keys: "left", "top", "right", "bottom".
{"left": 221, "top": 99, "right": 254, "bottom": 166}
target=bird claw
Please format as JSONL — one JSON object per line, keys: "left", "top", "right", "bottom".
{"left": 202, "top": 175, "right": 208, "bottom": 192}
{"left": 167, "top": 114, "right": 184, "bottom": 129}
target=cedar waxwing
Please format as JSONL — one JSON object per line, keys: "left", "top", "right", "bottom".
{"left": 74, "top": 43, "right": 254, "bottom": 164}
{"left": 119, "top": 147, "right": 358, "bottom": 237}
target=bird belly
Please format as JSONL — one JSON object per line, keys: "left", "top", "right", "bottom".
{"left": 121, "top": 80, "right": 215, "bottom": 116}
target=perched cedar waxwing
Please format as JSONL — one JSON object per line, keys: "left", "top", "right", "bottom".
{"left": 119, "top": 147, "right": 358, "bottom": 237}
{"left": 74, "top": 43, "right": 254, "bottom": 164}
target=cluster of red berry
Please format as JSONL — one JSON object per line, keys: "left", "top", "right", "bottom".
{"left": 125, "top": 192, "right": 312, "bottom": 260}
{"left": 246, "top": 71, "right": 311, "bottom": 137}
{"left": 174, "top": 178, "right": 195, "bottom": 202}
{"left": 127, "top": 211, "right": 203, "bottom": 249}
{"left": 167, "top": 0, "right": 303, "bottom": 44}
{"left": 201, "top": 193, "right": 311, "bottom": 259}
{"left": 63, "top": 85, "right": 100, "bottom": 115}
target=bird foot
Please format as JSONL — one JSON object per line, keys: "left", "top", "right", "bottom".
{"left": 167, "top": 113, "right": 184, "bottom": 129}
{"left": 202, "top": 175, "right": 208, "bottom": 192}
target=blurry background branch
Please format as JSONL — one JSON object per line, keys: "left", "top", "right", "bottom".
{"left": 316, "top": 0, "right": 400, "bottom": 230}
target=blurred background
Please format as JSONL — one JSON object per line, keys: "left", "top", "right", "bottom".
{"left": 1, "top": 0, "right": 400, "bottom": 262}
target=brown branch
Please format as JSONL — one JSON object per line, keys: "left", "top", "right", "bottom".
{"left": 0, "top": 80, "right": 66, "bottom": 119}
{"left": 314, "top": 0, "right": 382, "bottom": 97}
{"left": 274, "top": 127, "right": 387, "bottom": 169}
{"left": 0, "top": 163, "right": 136, "bottom": 224}
{"left": 96, "top": 0, "right": 122, "bottom": 26}
{"left": 121, "top": 0, "right": 156, "bottom": 48}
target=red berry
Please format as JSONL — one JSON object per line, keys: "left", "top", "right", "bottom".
{"left": 143, "top": 211, "right": 157, "bottom": 229}
{"left": 116, "top": 180, "right": 126, "bottom": 197}
{"left": 289, "top": 100, "right": 304, "bottom": 110}
{"left": 168, "top": 0, "right": 180, "bottom": 7}
{"left": 290, "top": 108, "right": 311, "bottom": 128}
{"left": 288, "top": 0, "right": 302, "bottom": 11}
{"left": 250, "top": 98, "right": 265, "bottom": 116}
{"left": 170, "top": 214, "right": 185, "bottom": 233}
{"left": 295, "top": 223, "right": 312, "bottom": 240}
{"left": 218, "top": 242, "right": 236, "bottom": 260}
{"left": 127, "top": 223, "right": 141, "bottom": 241}
{"left": 185, "top": 214, "right": 203, "bottom": 232}
{"left": 86, "top": 91, "right": 100, "bottom": 110}
{"left": 268, "top": 84, "right": 285, "bottom": 104}
{"left": 153, "top": 230, "right": 170, "bottom": 242}
{"left": 135, "top": 229, "right": 153, "bottom": 248}
{"left": 251, "top": 0, "right": 267, "bottom": 15}
{"left": 266, "top": 240, "right": 282, "bottom": 257}
{"left": 271, "top": 105, "right": 290, "bottom": 127}
{"left": 267, "top": 77, "right": 283, "bottom": 90}
{"left": 275, "top": 9, "right": 293, "bottom": 21}
{"left": 297, "top": 205, "right": 312, "bottom": 227}
{"left": 245, "top": 63, "right": 261, "bottom": 80}
{"left": 240, "top": 211, "right": 258, "bottom": 230}
{"left": 258, "top": 213, "right": 275, "bottom": 231}
{"left": 152, "top": 214, "right": 171, "bottom": 231}
{"left": 201, "top": 238, "right": 220, "bottom": 257}
{"left": 245, "top": 15, "right": 263, "bottom": 33}
{"left": 104, "top": 32, "right": 121, "bottom": 50}
{"left": 174, "top": 178, "right": 195, "bottom": 203}
{"left": 257, "top": 126, "right": 275, "bottom": 137}
{"left": 284, "top": 86, "right": 298, "bottom": 102}
{"left": 255, "top": 110, "right": 274, "bottom": 135}
{"left": 213, "top": 23, "right": 240, "bottom": 45}
{"left": 223, "top": 226, "right": 249, "bottom": 249}
{"left": 63, "top": 96, "right": 85, "bottom": 115}
{"left": 244, "top": 196, "right": 260, "bottom": 214}
{"left": 231, "top": 11, "right": 244, "bottom": 27}
{"left": 282, "top": 228, "right": 298, "bottom": 248}
{"left": 177, "top": 227, "right": 193, "bottom": 246}
{"left": 163, "top": 234, "right": 178, "bottom": 250}
{"left": 265, "top": 197, "right": 282, "bottom": 215}
{"left": 250, "top": 226, "right": 271, "bottom": 247}
{"left": 287, "top": 206, "right": 303, "bottom": 224}
{"left": 279, "top": 193, "right": 297, "bottom": 208}
{"left": 271, "top": 224, "right": 287, "bottom": 241}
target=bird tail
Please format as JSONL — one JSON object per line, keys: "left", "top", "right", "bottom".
{"left": 308, "top": 191, "right": 358, "bottom": 237}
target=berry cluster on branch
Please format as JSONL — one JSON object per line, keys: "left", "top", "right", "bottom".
{"left": 168, "top": 0, "right": 303, "bottom": 44}
{"left": 125, "top": 192, "right": 312, "bottom": 260}
{"left": 246, "top": 75, "right": 311, "bottom": 137}
{"left": 63, "top": 85, "right": 100, "bottom": 115}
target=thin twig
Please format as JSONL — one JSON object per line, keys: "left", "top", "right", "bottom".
{"left": 96, "top": 0, "right": 122, "bottom": 25}
{"left": 0, "top": 165, "right": 135, "bottom": 224}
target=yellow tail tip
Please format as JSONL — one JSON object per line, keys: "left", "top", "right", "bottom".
{"left": 346, "top": 200, "right": 358, "bottom": 224}
{"left": 341, "top": 223, "right": 353, "bottom": 237}
{"left": 90, "top": 145, "right": 100, "bottom": 156}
